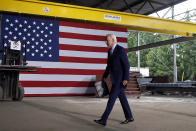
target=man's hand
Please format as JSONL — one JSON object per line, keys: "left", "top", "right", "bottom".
{"left": 122, "top": 80, "right": 128, "bottom": 86}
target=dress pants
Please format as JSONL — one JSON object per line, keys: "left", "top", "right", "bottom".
{"left": 101, "top": 84, "right": 133, "bottom": 122}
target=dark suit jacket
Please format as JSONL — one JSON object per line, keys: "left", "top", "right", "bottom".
{"left": 103, "top": 44, "right": 130, "bottom": 85}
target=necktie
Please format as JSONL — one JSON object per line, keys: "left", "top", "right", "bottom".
{"left": 110, "top": 49, "right": 113, "bottom": 55}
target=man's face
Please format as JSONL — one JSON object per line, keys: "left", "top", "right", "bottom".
{"left": 106, "top": 36, "right": 114, "bottom": 48}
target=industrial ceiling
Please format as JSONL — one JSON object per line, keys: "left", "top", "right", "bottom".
{"left": 40, "top": 0, "right": 187, "bottom": 15}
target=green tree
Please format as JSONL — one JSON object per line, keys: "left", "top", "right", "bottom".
{"left": 127, "top": 31, "right": 137, "bottom": 67}
{"left": 177, "top": 40, "right": 196, "bottom": 81}
{"left": 146, "top": 45, "right": 174, "bottom": 80}
{"left": 128, "top": 28, "right": 196, "bottom": 81}
{"left": 128, "top": 31, "right": 174, "bottom": 80}
{"left": 176, "top": 10, "right": 196, "bottom": 81}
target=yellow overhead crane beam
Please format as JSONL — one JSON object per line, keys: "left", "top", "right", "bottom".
{"left": 0, "top": 0, "right": 196, "bottom": 37}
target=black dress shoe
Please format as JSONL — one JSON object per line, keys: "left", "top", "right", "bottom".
{"left": 120, "top": 119, "right": 134, "bottom": 124}
{"left": 94, "top": 119, "right": 106, "bottom": 126}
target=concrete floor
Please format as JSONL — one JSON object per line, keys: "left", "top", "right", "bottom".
{"left": 0, "top": 96, "right": 196, "bottom": 131}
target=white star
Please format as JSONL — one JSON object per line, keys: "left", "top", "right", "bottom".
{"left": 41, "top": 30, "right": 44, "bottom": 33}
{"left": 49, "top": 31, "right": 53, "bottom": 34}
{"left": 40, "top": 46, "right": 43, "bottom": 49}
{"left": 35, "top": 42, "right": 39, "bottom": 45}
{"left": 9, "top": 31, "right": 13, "bottom": 35}
{"left": 50, "top": 23, "right": 53, "bottom": 27}
{"left": 24, "top": 20, "right": 27, "bottom": 24}
{"left": 49, "top": 47, "right": 52, "bottom": 50}
{"left": 6, "top": 19, "right": 9, "bottom": 22}
{"left": 45, "top": 26, "right": 48, "bottom": 30}
{"left": 49, "top": 39, "right": 52, "bottom": 43}
{"left": 27, "top": 41, "right": 30, "bottom": 45}
{"left": 31, "top": 45, "right": 35, "bottom": 49}
{"left": 23, "top": 53, "right": 25, "bottom": 56}
{"left": 28, "top": 25, "right": 31, "bottom": 29}
{"left": 23, "top": 44, "right": 26, "bottom": 48}
{"left": 15, "top": 28, "right": 18, "bottom": 31}
{"left": 4, "top": 43, "right": 7, "bottom": 47}
{"left": 33, "top": 21, "right": 36, "bottom": 25}
{"left": 44, "top": 42, "right": 47, "bottom": 46}
{"left": 18, "top": 32, "right": 22, "bottom": 36}
{"left": 24, "top": 28, "right": 27, "bottom": 32}
{"left": 33, "top": 30, "right": 36, "bottom": 33}
{"left": 40, "top": 38, "right": 43, "bottom": 42}
{"left": 35, "top": 49, "right": 39, "bottom": 52}
{"left": 19, "top": 24, "right": 22, "bottom": 27}
{"left": 36, "top": 34, "right": 40, "bottom": 37}
{"left": 27, "top": 49, "right": 30, "bottom": 52}
{"left": 41, "top": 22, "right": 45, "bottom": 26}
{"left": 5, "top": 27, "right": 9, "bottom": 30}
{"left": 37, "top": 26, "right": 40, "bottom": 29}
{"left": 14, "top": 36, "right": 17, "bottom": 39}
{"left": 40, "top": 53, "right": 43, "bottom": 57}
{"left": 15, "top": 20, "right": 18, "bottom": 23}
{"left": 44, "top": 50, "right": 47, "bottom": 53}
{"left": 27, "top": 33, "right": 31, "bottom": 36}
{"left": 32, "top": 38, "right": 35, "bottom": 41}
{"left": 10, "top": 23, "right": 13, "bottom": 27}
{"left": 4, "top": 35, "right": 8, "bottom": 39}
{"left": 31, "top": 53, "right": 35, "bottom": 56}
{"left": 49, "top": 54, "right": 52, "bottom": 57}
{"left": 44, "top": 34, "right": 48, "bottom": 38}
{"left": 23, "top": 37, "right": 26, "bottom": 40}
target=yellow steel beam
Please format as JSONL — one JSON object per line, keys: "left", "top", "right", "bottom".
{"left": 0, "top": 0, "right": 196, "bottom": 37}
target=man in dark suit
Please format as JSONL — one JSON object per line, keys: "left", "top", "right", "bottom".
{"left": 94, "top": 34, "right": 134, "bottom": 126}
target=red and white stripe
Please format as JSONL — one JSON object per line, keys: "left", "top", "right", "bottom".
{"left": 20, "top": 21, "right": 128, "bottom": 96}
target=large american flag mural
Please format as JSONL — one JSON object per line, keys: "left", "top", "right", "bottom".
{"left": 0, "top": 14, "right": 128, "bottom": 96}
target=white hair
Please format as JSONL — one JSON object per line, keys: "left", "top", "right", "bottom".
{"left": 106, "top": 34, "right": 117, "bottom": 43}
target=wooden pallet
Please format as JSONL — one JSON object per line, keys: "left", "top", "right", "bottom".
{"left": 125, "top": 72, "right": 141, "bottom": 98}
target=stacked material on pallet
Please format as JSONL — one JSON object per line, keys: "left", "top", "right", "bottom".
{"left": 125, "top": 72, "right": 141, "bottom": 98}
{"left": 95, "top": 72, "right": 141, "bottom": 98}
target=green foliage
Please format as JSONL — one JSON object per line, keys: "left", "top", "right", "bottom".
{"left": 146, "top": 45, "right": 174, "bottom": 80}
{"left": 127, "top": 31, "right": 196, "bottom": 81}
{"left": 127, "top": 32, "right": 137, "bottom": 67}
{"left": 177, "top": 40, "right": 196, "bottom": 80}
